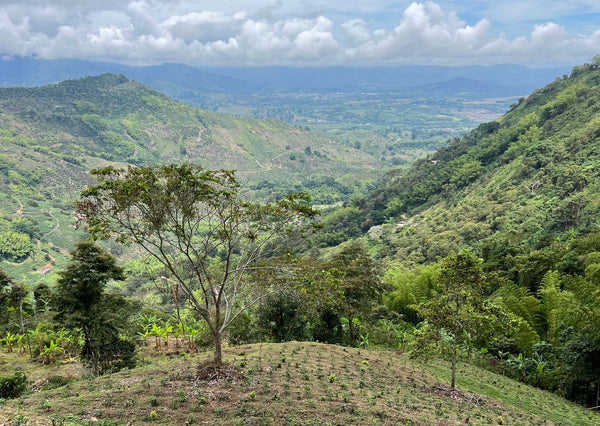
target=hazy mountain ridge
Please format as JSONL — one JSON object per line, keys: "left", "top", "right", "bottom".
{"left": 0, "top": 57, "right": 568, "bottom": 96}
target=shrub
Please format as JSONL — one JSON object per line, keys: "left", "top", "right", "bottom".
{"left": 41, "top": 375, "right": 73, "bottom": 390}
{"left": 0, "top": 372, "right": 29, "bottom": 399}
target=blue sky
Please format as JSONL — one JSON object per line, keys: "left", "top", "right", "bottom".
{"left": 0, "top": 0, "right": 598, "bottom": 67}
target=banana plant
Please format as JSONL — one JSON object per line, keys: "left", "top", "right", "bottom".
{"left": 161, "top": 324, "right": 173, "bottom": 348}
{"left": 184, "top": 321, "right": 204, "bottom": 350}
{"left": 41, "top": 340, "right": 63, "bottom": 365}
{"left": 174, "top": 321, "right": 186, "bottom": 347}
{"left": 54, "top": 329, "right": 76, "bottom": 357}
{"left": 138, "top": 329, "right": 152, "bottom": 346}
{"left": 359, "top": 333, "right": 371, "bottom": 349}
{"left": 395, "top": 326, "right": 414, "bottom": 353}
{"left": 16, "top": 333, "right": 28, "bottom": 355}
{"left": 137, "top": 314, "right": 158, "bottom": 333}
{"left": 2, "top": 331, "right": 18, "bottom": 352}
{"left": 149, "top": 323, "right": 162, "bottom": 349}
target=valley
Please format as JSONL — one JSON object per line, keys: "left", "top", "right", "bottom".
{"left": 1, "top": 60, "right": 600, "bottom": 425}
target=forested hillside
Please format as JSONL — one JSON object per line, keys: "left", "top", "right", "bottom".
{"left": 0, "top": 74, "right": 378, "bottom": 282}
{"left": 2, "top": 64, "right": 600, "bottom": 422}
{"left": 326, "top": 62, "right": 600, "bottom": 261}
{"left": 312, "top": 62, "right": 600, "bottom": 405}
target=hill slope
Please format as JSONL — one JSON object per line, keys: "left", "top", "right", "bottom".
{"left": 0, "top": 74, "right": 379, "bottom": 283}
{"left": 0, "top": 73, "right": 378, "bottom": 186}
{"left": 1, "top": 342, "right": 597, "bottom": 425}
{"left": 346, "top": 63, "right": 600, "bottom": 264}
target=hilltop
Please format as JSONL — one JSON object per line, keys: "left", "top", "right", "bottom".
{"left": 1, "top": 342, "right": 597, "bottom": 425}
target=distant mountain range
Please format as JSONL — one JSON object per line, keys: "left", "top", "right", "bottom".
{"left": 0, "top": 56, "right": 570, "bottom": 101}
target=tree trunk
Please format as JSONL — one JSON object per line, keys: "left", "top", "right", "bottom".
{"left": 212, "top": 301, "right": 223, "bottom": 367}
{"left": 451, "top": 296, "right": 460, "bottom": 389}
{"left": 451, "top": 333, "right": 457, "bottom": 388}
{"left": 19, "top": 299, "right": 25, "bottom": 334}
{"left": 26, "top": 331, "right": 32, "bottom": 358}
{"left": 213, "top": 330, "right": 223, "bottom": 367}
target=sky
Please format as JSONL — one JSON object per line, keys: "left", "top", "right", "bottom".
{"left": 0, "top": 0, "right": 599, "bottom": 68}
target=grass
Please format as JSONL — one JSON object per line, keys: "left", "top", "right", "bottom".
{"left": 424, "top": 358, "right": 600, "bottom": 425}
{"left": 0, "top": 342, "right": 598, "bottom": 425}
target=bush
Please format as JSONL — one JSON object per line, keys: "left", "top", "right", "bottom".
{"left": 256, "top": 294, "right": 308, "bottom": 342}
{"left": 0, "top": 372, "right": 29, "bottom": 398}
{"left": 41, "top": 375, "right": 74, "bottom": 391}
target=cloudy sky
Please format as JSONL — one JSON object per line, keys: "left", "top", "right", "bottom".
{"left": 1, "top": 0, "right": 599, "bottom": 67}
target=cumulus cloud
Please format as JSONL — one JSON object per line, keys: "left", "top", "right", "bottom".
{"left": 0, "top": 0, "right": 598, "bottom": 66}
{"left": 162, "top": 11, "right": 247, "bottom": 43}
{"left": 341, "top": 19, "right": 371, "bottom": 45}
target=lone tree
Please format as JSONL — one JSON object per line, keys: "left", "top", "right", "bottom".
{"left": 77, "top": 164, "right": 316, "bottom": 366}
{"left": 415, "top": 250, "right": 501, "bottom": 388}
{"left": 53, "top": 241, "right": 136, "bottom": 375}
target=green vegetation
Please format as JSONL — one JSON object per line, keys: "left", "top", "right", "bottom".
{"left": 0, "top": 371, "right": 29, "bottom": 400}
{"left": 2, "top": 62, "right": 600, "bottom": 423}
{"left": 314, "top": 61, "right": 600, "bottom": 407}
{"left": 1, "top": 342, "right": 597, "bottom": 425}
{"left": 0, "top": 74, "right": 381, "bottom": 283}
{"left": 78, "top": 164, "right": 317, "bottom": 366}
{"left": 53, "top": 241, "right": 136, "bottom": 376}
{"left": 214, "top": 89, "right": 489, "bottom": 166}
{"left": 349, "top": 65, "right": 600, "bottom": 251}
{"left": 413, "top": 250, "right": 509, "bottom": 389}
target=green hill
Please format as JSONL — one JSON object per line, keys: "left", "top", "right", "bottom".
{"left": 1, "top": 342, "right": 597, "bottom": 425}
{"left": 0, "top": 74, "right": 381, "bottom": 284}
{"left": 335, "top": 63, "right": 600, "bottom": 264}
{"left": 0, "top": 73, "right": 380, "bottom": 191}
{"left": 306, "top": 63, "right": 600, "bottom": 408}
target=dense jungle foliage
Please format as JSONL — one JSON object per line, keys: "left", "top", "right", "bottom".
{"left": 314, "top": 61, "right": 600, "bottom": 405}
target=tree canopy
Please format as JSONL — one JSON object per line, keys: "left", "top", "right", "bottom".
{"left": 77, "top": 163, "right": 317, "bottom": 366}
{"left": 53, "top": 240, "right": 135, "bottom": 375}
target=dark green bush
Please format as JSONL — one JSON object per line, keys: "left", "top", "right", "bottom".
{"left": 0, "top": 372, "right": 29, "bottom": 398}
{"left": 41, "top": 375, "right": 74, "bottom": 391}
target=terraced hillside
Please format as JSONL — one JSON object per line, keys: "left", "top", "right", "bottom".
{"left": 0, "top": 74, "right": 381, "bottom": 283}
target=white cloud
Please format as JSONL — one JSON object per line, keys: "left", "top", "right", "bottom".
{"left": 162, "top": 11, "right": 246, "bottom": 43}
{"left": 0, "top": 0, "right": 598, "bottom": 66}
{"left": 341, "top": 19, "right": 371, "bottom": 45}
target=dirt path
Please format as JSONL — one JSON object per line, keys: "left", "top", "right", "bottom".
{"left": 35, "top": 239, "right": 56, "bottom": 262}
{"left": 43, "top": 211, "right": 60, "bottom": 237}
{"left": 212, "top": 127, "right": 271, "bottom": 171}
